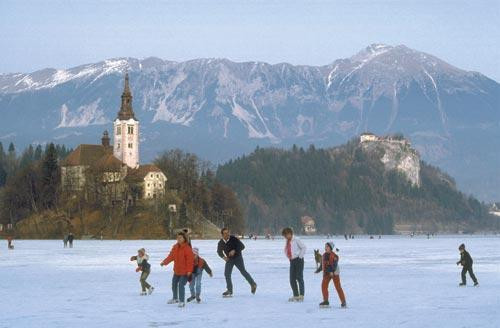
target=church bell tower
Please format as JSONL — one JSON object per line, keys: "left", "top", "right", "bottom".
{"left": 113, "top": 73, "right": 139, "bottom": 168}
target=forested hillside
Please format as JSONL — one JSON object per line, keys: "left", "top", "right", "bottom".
{"left": 216, "top": 139, "right": 492, "bottom": 234}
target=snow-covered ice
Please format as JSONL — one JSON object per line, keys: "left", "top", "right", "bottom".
{"left": 1, "top": 236, "right": 499, "bottom": 328}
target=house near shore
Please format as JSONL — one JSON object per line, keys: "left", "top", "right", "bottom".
{"left": 61, "top": 74, "right": 167, "bottom": 203}
{"left": 301, "top": 216, "right": 317, "bottom": 235}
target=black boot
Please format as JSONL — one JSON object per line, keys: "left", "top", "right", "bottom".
{"left": 222, "top": 290, "right": 233, "bottom": 298}
{"left": 319, "top": 300, "right": 330, "bottom": 308}
{"left": 251, "top": 283, "right": 257, "bottom": 294}
{"left": 187, "top": 296, "right": 196, "bottom": 303}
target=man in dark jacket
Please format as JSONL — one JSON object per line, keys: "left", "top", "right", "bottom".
{"left": 217, "top": 227, "right": 257, "bottom": 297}
{"left": 457, "top": 243, "right": 478, "bottom": 286}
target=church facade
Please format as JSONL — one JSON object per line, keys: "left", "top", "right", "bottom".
{"left": 61, "top": 74, "right": 167, "bottom": 201}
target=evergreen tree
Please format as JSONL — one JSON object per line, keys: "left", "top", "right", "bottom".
{"left": 40, "top": 143, "right": 60, "bottom": 209}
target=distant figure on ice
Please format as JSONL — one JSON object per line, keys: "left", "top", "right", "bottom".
{"left": 456, "top": 244, "right": 479, "bottom": 287}
{"left": 161, "top": 232, "right": 194, "bottom": 307}
{"left": 63, "top": 234, "right": 68, "bottom": 248}
{"left": 217, "top": 227, "right": 257, "bottom": 297}
{"left": 282, "top": 227, "right": 306, "bottom": 302}
{"left": 187, "top": 247, "right": 213, "bottom": 303}
{"left": 68, "top": 233, "right": 74, "bottom": 248}
{"left": 7, "top": 236, "right": 14, "bottom": 249}
{"left": 317, "top": 242, "right": 346, "bottom": 308}
{"left": 130, "top": 248, "right": 154, "bottom": 295}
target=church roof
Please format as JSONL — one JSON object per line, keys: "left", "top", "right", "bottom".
{"left": 117, "top": 73, "right": 136, "bottom": 120}
{"left": 125, "top": 164, "right": 165, "bottom": 182}
{"left": 95, "top": 154, "right": 124, "bottom": 171}
{"left": 62, "top": 144, "right": 113, "bottom": 166}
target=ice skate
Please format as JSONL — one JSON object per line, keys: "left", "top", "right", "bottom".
{"left": 297, "top": 295, "right": 304, "bottom": 302}
{"left": 474, "top": 282, "right": 479, "bottom": 287}
{"left": 187, "top": 296, "right": 196, "bottom": 303}
{"left": 196, "top": 297, "right": 201, "bottom": 303}
{"left": 288, "top": 296, "right": 299, "bottom": 302}
{"left": 167, "top": 299, "right": 179, "bottom": 304}
{"left": 147, "top": 287, "right": 154, "bottom": 295}
{"left": 459, "top": 282, "right": 466, "bottom": 287}
{"left": 178, "top": 302, "right": 185, "bottom": 308}
{"left": 251, "top": 283, "right": 257, "bottom": 294}
{"left": 140, "top": 291, "right": 147, "bottom": 296}
{"left": 341, "top": 302, "right": 347, "bottom": 308}
{"left": 319, "top": 300, "right": 330, "bottom": 308}
{"left": 222, "top": 290, "right": 233, "bottom": 298}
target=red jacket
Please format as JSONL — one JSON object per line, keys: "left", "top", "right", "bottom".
{"left": 161, "top": 243, "right": 194, "bottom": 276}
{"left": 322, "top": 252, "right": 339, "bottom": 275}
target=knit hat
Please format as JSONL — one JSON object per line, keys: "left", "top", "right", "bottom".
{"left": 193, "top": 247, "right": 199, "bottom": 256}
{"left": 138, "top": 248, "right": 146, "bottom": 254}
{"left": 325, "top": 242, "right": 334, "bottom": 251}
{"left": 458, "top": 243, "right": 465, "bottom": 250}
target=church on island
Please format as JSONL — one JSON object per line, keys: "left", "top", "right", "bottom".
{"left": 61, "top": 74, "right": 167, "bottom": 202}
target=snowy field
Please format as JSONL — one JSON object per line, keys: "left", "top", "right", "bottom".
{"left": 1, "top": 236, "right": 499, "bottom": 328}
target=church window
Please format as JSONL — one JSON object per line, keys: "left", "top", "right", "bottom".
{"left": 128, "top": 143, "right": 133, "bottom": 149}
{"left": 128, "top": 126, "right": 134, "bottom": 134}
{"left": 117, "top": 143, "right": 120, "bottom": 149}
{"left": 117, "top": 126, "right": 121, "bottom": 135}
{"left": 150, "top": 174, "right": 153, "bottom": 178}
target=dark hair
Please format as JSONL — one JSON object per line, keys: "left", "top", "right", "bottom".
{"left": 221, "top": 227, "right": 229, "bottom": 235}
{"left": 459, "top": 243, "right": 465, "bottom": 250}
{"left": 282, "top": 227, "right": 293, "bottom": 236}
{"left": 177, "top": 231, "right": 187, "bottom": 242}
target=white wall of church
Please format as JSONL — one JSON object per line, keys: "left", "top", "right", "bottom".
{"left": 113, "top": 118, "right": 140, "bottom": 168}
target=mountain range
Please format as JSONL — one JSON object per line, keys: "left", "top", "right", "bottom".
{"left": 0, "top": 44, "right": 498, "bottom": 200}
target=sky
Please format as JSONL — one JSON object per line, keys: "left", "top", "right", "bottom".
{"left": 1, "top": 0, "right": 499, "bottom": 80}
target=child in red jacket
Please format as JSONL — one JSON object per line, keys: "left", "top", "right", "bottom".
{"left": 161, "top": 232, "right": 194, "bottom": 307}
{"left": 187, "top": 247, "right": 213, "bottom": 303}
{"left": 318, "top": 242, "right": 346, "bottom": 308}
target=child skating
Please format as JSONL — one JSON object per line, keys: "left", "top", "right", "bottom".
{"left": 187, "top": 247, "right": 213, "bottom": 303}
{"left": 161, "top": 232, "right": 194, "bottom": 307}
{"left": 318, "top": 242, "right": 346, "bottom": 308}
{"left": 456, "top": 243, "right": 478, "bottom": 286}
{"left": 130, "top": 248, "right": 154, "bottom": 295}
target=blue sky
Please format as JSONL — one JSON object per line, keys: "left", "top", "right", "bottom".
{"left": 1, "top": 0, "right": 499, "bottom": 80}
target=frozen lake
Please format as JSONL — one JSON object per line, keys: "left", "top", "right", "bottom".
{"left": 1, "top": 236, "right": 499, "bottom": 328}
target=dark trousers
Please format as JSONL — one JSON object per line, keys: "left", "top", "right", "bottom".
{"left": 461, "top": 266, "right": 478, "bottom": 284}
{"left": 172, "top": 274, "right": 188, "bottom": 302}
{"left": 225, "top": 256, "right": 255, "bottom": 292}
{"left": 289, "top": 257, "right": 305, "bottom": 297}
{"left": 140, "top": 271, "right": 151, "bottom": 292}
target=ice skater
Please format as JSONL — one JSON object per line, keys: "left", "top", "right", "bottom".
{"left": 187, "top": 247, "right": 213, "bottom": 303}
{"left": 7, "top": 236, "right": 14, "bottom": 249}
{"left": 217, "top": 227, "right": 257, "bottom": 297}
{"left": 68, "top": 232, "right": 74, "bottom": 248}
{"left": 456, "top": 243, "right": 478, "bottom": 286}
{"left": 130, "top": 248, "right": 154, "bottom": 295}
{"left": 282, "top": 227, "right": 306, "bottom": 302}
{"left": 63, "top": 234, "right": 68, "bottom": 248}
{"left": 318, "top": 242, "right": 346, "bottom": 308}
{"left": 161, "top": 232, "right": 194, "bottom": 307}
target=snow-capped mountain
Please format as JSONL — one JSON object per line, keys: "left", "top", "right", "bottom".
{"left": 0, "top": 44, "right": 499, "bottom": 200}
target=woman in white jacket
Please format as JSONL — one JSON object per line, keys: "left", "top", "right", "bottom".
{"left": 282, "top": 227, "right": 307, "bottom": 302}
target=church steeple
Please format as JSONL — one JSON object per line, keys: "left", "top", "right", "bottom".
{"left": 117, "top": 73, "right": 136, "bottom": 120}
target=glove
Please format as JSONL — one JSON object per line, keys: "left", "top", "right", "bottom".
{"left": 135, "top": 267, "right": 141, "bottom": 272}
{"left": 130, "top": 256, "right": 137, "bottom": 261}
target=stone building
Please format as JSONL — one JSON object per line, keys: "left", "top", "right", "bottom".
{"left": 61, "top": 74, "right": 167, "bottom": 201}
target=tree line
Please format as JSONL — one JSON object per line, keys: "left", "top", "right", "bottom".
{"left": 216, "top": 140, "right": 492, "bottom": 234}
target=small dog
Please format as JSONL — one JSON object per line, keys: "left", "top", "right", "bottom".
{"left": 314, "top": 249, "right": 322, "bottom": 273}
